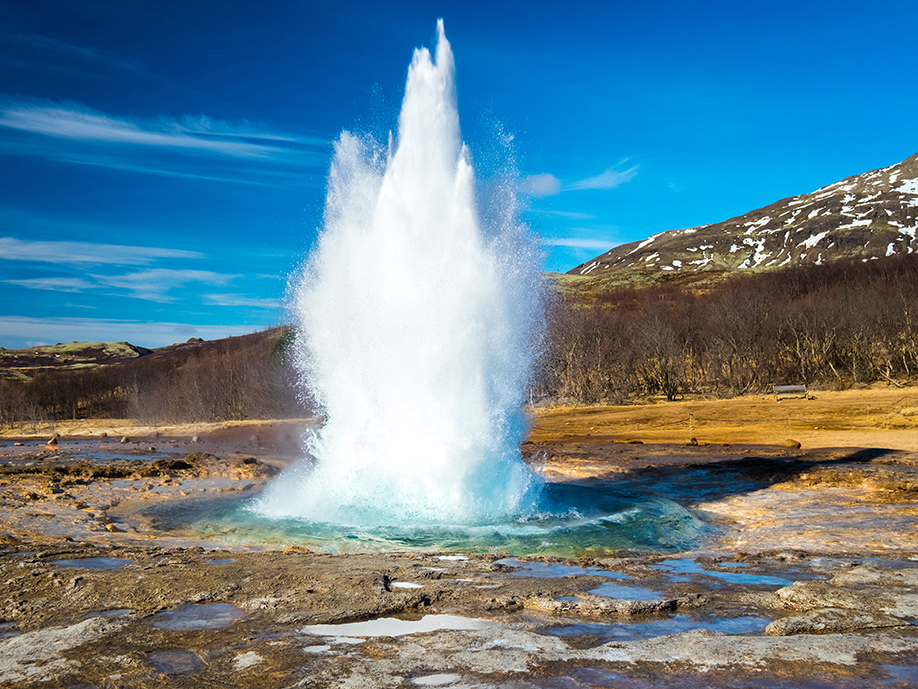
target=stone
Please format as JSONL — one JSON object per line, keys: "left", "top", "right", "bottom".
{"left": 783, "top": 439, "right": 801, "bottom": 448}
{"left": 765, "top": 608, "right": 908, "bottom": 636}
{"left": 0, "top": 617, "right": 126, "bottom": 684}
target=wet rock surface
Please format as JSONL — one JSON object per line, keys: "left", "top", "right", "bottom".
{"left": 0, "top": 429, "right": 917, "bottom": 686}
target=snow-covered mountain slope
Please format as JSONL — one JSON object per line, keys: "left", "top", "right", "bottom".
{"left": 569, "top": 152, "right": 918, "bottom": 281}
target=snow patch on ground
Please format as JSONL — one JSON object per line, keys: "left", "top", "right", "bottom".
{"left": 799, "top": 230, "right": 831, "bottom": 250}
{"left": 838, "top": 218, "right": 872, "bottom": 230}
{"left": 628, "top": 234, "right": 661, "bottom": 255}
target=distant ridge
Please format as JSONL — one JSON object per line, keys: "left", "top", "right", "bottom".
{"left": 569, "top": 151, "right": 918, "bottom": 284}
{"left": 0, "top": 328, "right": 289, "bottom": 382}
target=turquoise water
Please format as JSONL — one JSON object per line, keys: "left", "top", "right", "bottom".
{"left": 194, "top": 482, "right": 710, "bottom": 557}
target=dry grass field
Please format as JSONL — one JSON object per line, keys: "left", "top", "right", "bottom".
{"left": 3, "top": 385, "right": 918, "bottom": 454}
{"left": 530, "top": 385, "right": 918, "bottom": 452}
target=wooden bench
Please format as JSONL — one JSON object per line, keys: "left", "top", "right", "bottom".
{"left": 773, "top": 384, "right": 808, "bottom": 400}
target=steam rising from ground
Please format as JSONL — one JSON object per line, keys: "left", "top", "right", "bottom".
{"left": 256, "top": 22, "right": 545, "bottom": 526}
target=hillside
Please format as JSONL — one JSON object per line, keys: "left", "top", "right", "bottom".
{"left": 0, "top": 328, "right": 300, "bottom": 427}
{"left": 0, "top": 341, "right": 153, "bottom": 381}
{"left": 0, "top": 330, "right": 293, "bottom": 383}
{"left": 569, "top": 151, "right": 918, "bottom": 286}
{"left": 541, "top": 254, "right": 918, "bottom": 403}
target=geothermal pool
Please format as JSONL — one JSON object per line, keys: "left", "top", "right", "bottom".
{"left": 196, "top": 481, "right": 708, "bottom": 556}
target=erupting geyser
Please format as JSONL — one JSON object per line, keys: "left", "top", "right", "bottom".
{"left": 240, "top": 22, "right": 703, "bottom": 554}
{"left": 256, "top": 21, "right": 545, "bottom": 526}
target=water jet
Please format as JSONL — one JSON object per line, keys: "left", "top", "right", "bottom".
{"left": 232, "top": 21, "right": 703, "bottom": 555}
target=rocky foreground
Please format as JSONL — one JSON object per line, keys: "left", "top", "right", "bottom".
{"left": 0, "top": 424, "right": 917, "bottom": 688}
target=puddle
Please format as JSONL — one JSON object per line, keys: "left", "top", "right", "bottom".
{"left": 391, "top": 581, "right": 423, "bottom": 589}
{"left": 147, "top": 650, "right": 203, "bottom": 675}
{"left": 0, "top": 621, "right": 19, "bottom": 638}
{"left": 50, "top": 557, "right": 132, "bottom": 570}
{"left": 150, "top": 603, "right": 244, "bottom": 630}
{"left": 496, "top": 557, "right": 628, "bottom": 579}
{"left": 205, "top": 558, "right": 236, "bottom": 565}
{"left": 568, "top": 666, "right": 871, "bottom": 688}
{"left": 884, "top": 665, "right": 918, "bottom": 684}
{"left": 437, "top": 555, "right": 468, "bottom": 561}
{"left": 542, "top": 613, "right": 770, "bottom": 643}
{"left": 301, "top": 614, "right": 495, "bottom": 639}
{"left": 588, "top": 581, "right": 662, "bottom": 601}
{"left": 650, "top": 559, "right": 794, "bottom": 586}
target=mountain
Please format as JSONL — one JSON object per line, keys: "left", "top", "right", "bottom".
{"left": 568, "top": 152, "right": 918, "bottom": 286}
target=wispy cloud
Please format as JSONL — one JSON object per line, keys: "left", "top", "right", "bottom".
{"left": 565, "top": 162, "right": 638, "bottom": 191}
{"left": 0, "top": 98, "right": 330, "bottom": 182}
{"left": 0, "top": 100, "right": 310, "bottom": 158}
{"left": 7, "top": 33, "right": 154, "bottom": 80}
{"left": 202, "top": 294, "right": 283, "bottom": 309}
{"left": 541, "top": 237, "right": 614, "bottom": 251}
{"left": 0, "top": 315, "right": 261, "bottom": 349}
{"left": 3, "top": 277, "right": 98, "bottom": 292}
{"left": 520, "top": 161, "right": 638, "bottom": 197}
{"left": 91, "top": 269, "right": 236, "bottom": 302}
{"left": 527, "top": 209, "right": 597, "bottom": 220}
{"left": 0, "top": 236, "right": 203, "bottom": 265}
{"left": 520, "top": 173, "right": 561, "bottom": 198}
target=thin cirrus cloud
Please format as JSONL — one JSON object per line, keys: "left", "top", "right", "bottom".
{"left": 7, "top": 33, "right": 156, "bottom": 81}
{"left": 3, "top": 277, "right": 98, "bottom": 293}
{"left": 0, "top": 236, "right": 203, "bottom": 265}
{"left": 3, "top": 267, "right": 238, "bottom": 302}
{"left": 530, "top": 209, "right": 597, "bottom": 220}
{"left": 0, "top": 99, "right": 318, "bottom": 158}
{"left": 520, "top": 161, "right": 639, "bottom": 197}
{"left": 202, "top": 294, "right": 283, "bottom": 309}
{"left": 0, "top": 98, "right": 330, "bottom": 184}
{"left": 541, "top": 237, "right": 615, "bottom": 251}
{"left": 91, "top": 269, "right": 237, "bottom": 302}
{"left": 564, "top": 163, "right": 639, "bottom": 191}
{"left": 0, "top": 315, "right": 257, "bottom": 349}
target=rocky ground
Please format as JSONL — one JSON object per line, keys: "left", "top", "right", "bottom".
{"left": 0, "top": 404, "right": 917, "bottom": 688}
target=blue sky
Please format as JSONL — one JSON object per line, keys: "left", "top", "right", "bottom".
{"left": 1, "top": 1, "right": 916, "bottom": 349}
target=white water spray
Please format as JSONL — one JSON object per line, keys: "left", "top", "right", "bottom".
{"left": 257, "top": 21, "right": 545, "bottom": 526}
